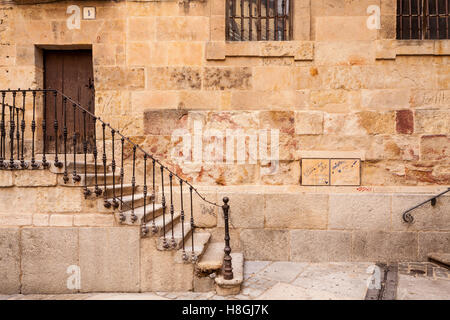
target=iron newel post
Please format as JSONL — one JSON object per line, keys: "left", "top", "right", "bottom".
{"left": 222, "top": 197, "right": 234, "bottom": 280}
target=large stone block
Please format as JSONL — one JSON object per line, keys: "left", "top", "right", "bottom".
{"left": 216, "top": 192, "right": 264, "bottom": 229}
{"left": 0, "top": 170, "right": 13, "bottom": 187}
{"left": 259, "top": 111, "right": 295, "bottom": 135}
{"left": 127, "top": 17, "right": 155, "bottom": 41}
{"left": 265, "top": 193, "right": 328, "bottom": 229}
{"left": 418, "top": 232, "right": 450, "bottom": 261}
{"left": 140, "top": 237, "right": 194, "bottom": 292}
{"left": 295, "top": 111, "right": 323, "bottom": 135}
{"left": 315, "top": 41, "right": 375, "bottom": 66}
{"left": 415, "top": 109, "right": 450, "bottom": 134}
{"left": 392, "top": 194, "right": 450, "bottom": 231}
{"left": 383, "top": 136, "right": 420, "bottom": 161}
{"left": 290, "top": 230, "right": 352, "bottom": 262}
{"left": 0, "top": 228, "right": 20, "bottom": 294}
{"left": 167, "top": 42, "right": 204, "bottom": 66}
{"left": 0, "top": 213, "right": 32, "bottom": 226}
{"left": 361, "top": 89, "right": 410, "bottom": 109}
{"left": 147, "top": 67, "right": 202, "bottom": 90}
{"left": 329, "top": 194, "right": 391, "bottom": 231}
{"left": 21, "top": 227, "right": 79, "bottom": 294}
{"left": 396, "top": 110, "right": 414, "bottom": 134}
{"left": 156, "top": 16, "right": 209, "bottom": 41}
{"left": 203, "top": 67, "right": 252, "bottom": 90}
{"left": 420, "top": 135, "right": 450, "bottom": 161}
{"left": 0, "top": 188, "right": 38, "bottom": 213}
{"left": 14, "top": 170, "right": 57, "bottom": 187}
{"left": 253, "top": 66, "right": 295, "bottom": 91}
{"left": 316, "top": 17, "right": 377, "bottom": 41}
{"left": 144, "top": 109, "right": 188, "bottom": 135}
{"left": 352, "top": 231, "right": 418, "bottom": 262}
{"left": 79, "top": 227, "right": 140, "bottom": 292}
{"left": 240, "top": 229, "right": 290, "bottom": 261}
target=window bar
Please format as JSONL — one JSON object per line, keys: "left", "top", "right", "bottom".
{"left": 446, "top": 0, "right": 448, "bottom": 39}
{"left": 9, "top": 91, "right": 16, "bottom": 168}
{"left": 418, "top": 0, "right": 423, "bottom": 39}
{"left": 0, "top": 92, "right": 5, "bottom": 168}
{"left": 275, "top": 0, "right": 279, "bottom": 40}
{"left": 15, "top": 96, "right": 20, "bottom": 162}
{"left": 282, "top": 0, "right": 286, "bottom": 40}
{"left": 436, "top": 0, "right": 440, "bottom": 39}
{"left": 249, "top": 0, "right": 253, "bottom": 41}
{"left": 93, "top": 118, "right": 101, "bottom": 196}
{"left": 142, "top": 154, "right": 149, "bottom": 236}
{"left": 399, "top": 0, "right": 404, "bottom": 38}
{"left": 257, "top": 0, "right": 262, "bottom": 40}
{"left": 161, "top": 165, "right": 169, "bottom": 248}
{"left": 151, "top": 158, "right": 156, "bottom": 233}
{"left": 130, "top": 145, "right": 137, "bottom": 222}
{"left": 82, "top": 110, "right": 91, "bottom": 198}
{"left": 72, "top": 103, "right": 80, "bottom": 182}
{"left": 241, "top": 0, "right": 245, "bottom": 40}
{"left": 53, "top": 91, "right": 62, "bottom": 168}
{"left": 409, "top": 0, "right": 413, "bottom": 39}
{"left": 226, "top": 0, "right": 230, "bottom": 40}
{"left": 119, "top": 137, "right": 125, "bottom": 222}
{"left": 20, "top": 91, "right": 27, "bottom": 169}
{"left": 111, "top": 129, "right": 119, "bottom": 209}
{"left": 41, "top": 91, "right": 48, "bottom": 168}
{"left": 289, "top": 0, "right": 293, "bottom": 40}
{"left": 169, "top": 173, "right": 176, "bottom": 248}
{"left": 62, "top": 97, "right": 68, "bottom": 180}
{"left": 102, "top": 122, "right": 110, "bottom": 208}
{"left": 180, "top": 180, "right": 187, "bottom": 261}
{"left": 231, "top": 0, "right": 237, "bottom": 40}
{"left": 190, "top": 186, "right": 196, "bottom": 262}
{"left": 426, "top": 0, "right": 431, "bottom": 38}
{"left": 266, "top": 0, "right": 270, "bottom": 40}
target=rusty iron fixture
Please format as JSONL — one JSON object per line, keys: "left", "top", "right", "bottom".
{"left": 402, "top": 188, "right": 450, "bottom": 223}
{"left": 222, "top": 197, "right": 234, "bottom": 280}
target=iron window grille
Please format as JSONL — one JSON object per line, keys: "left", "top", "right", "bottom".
{"left": 397, "top": 0, "right": 450, "bottom": 39}
{"left": 226, "top": 0, "right": 293, "bottom": 41}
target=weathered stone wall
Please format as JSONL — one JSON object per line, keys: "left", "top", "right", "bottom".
{"left": 0, "top": 0, "right": 448, "bottom": 186}
{"left": 0, "top": 0, "right": 448, "bottom": 270}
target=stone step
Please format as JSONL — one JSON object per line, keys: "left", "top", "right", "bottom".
{"left": 215, "top": 252, "right": 244, "bottom": 296}
{"left": 196, "top": 242, "right": 225, "bottom": 273}
{"left": 59, "top": 172, "right": 120, "bottom": 186}
{"left": 85, "top": 183, "right": 136, "bottom": 199}
{"left": 144, "top": 211, "right": 181, "bottom": 236}
{"left": 428, "top": 252, "right": 450, "bottom": 268}
{"left": 50, "top": 161, "right": 111, "bottom": 174}
{"left": 175, "top": 232, "right": 211, "bottom": 264}
{"left": 156, "top": 222, "right": 192, "bottom": 251}
{"left": 115, "top": 203, "right": 163, "bottom": 225}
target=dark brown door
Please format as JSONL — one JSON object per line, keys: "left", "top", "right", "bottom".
{"left": 44, "top": 50, "right": 95, "bottom": 153}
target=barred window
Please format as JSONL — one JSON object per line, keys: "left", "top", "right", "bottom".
{"left": 397, "top": 0, "right": 449, "bottom": 39}
{"left": 226, "top": 0, "right": 292, "bottom": 41}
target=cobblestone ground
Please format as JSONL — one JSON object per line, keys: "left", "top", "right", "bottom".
{"left": 1, "top": 261, "right": 449, "bottom": 300}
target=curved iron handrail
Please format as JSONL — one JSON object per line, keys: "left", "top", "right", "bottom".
{"left": 402, "top": 188, "right": 450, "bottom": 223}
{"left": 1, "top": 88, "right": 221, "bottom": 208}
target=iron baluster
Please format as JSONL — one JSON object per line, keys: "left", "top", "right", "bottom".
{"left": 0, "top": 91, "right": 5, "bottom": 168}
{"left": 130, "top": 145, "right": 137, "bottom": 222}
{"left": 62, "top": 97, "right": 68, "bottom": 181}
{"left": 9, "top": 91, "right": 16, "bottom": 169}
{"left": 169, "top": 173, "right": 176, "bottom": 248}
{"left": 53, "top": 91, "right": 62, "bottom": 168}
{"left": 222, "top": 197, "right": 234, "bottom": 280}
{"left": 82, "top": 110, "right": 91, "bottom": 198}
{"left": 161, "top": 165, "right": 169, "bottom": 248}
{"left": 102, "top": 122, "right": 110, "bottom": 208}
{"left": 151, "top": 158, "right": 156, "bottom": 233}
{"left": 180, "top": 180, "right": 187, "bottom": 261}
{"left": 30, "top": 91, "right": 38, "bottom": 168}
{"left": 72, "top": 103, "right": 80, "bottom": 182}
{"left": 15, "top": 97, "right": 20, "bottom": 162}
{"left": 41, "top": 91, "right": 48, "bottom": 168}
{"left": 141, "top": 154, "right": 149, "bottom": 236}
{"left": 93, "top": 117, "right": 101, "bottom": 196}
{"left": 111, "top": 129, "right": 119, "bottom": 209}
{"left": 20, "top": 91, "right": 27, "bottom": 169}
{"left": 190, "top": 186, "right": 196, "bottom": 262}
{"left": 119, "top": 137, "right": 125, "bottom": 222}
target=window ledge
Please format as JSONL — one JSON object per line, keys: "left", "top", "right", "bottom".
{"left": 205, "top": 41, "right": 314, "bottom": 61}
{"left": 376, "top": 40, "right": 450, "bottom": 60}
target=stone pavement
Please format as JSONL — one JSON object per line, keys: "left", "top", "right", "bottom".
{"left": 1, "top": 261, "right": 449, "bottom": 300}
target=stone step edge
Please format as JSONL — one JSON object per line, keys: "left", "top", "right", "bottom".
{"left": 428, "top": 252, "right": 450, "bottom": 268}
{"left": 174, "top": 232, "right": 211, "bottom": 264}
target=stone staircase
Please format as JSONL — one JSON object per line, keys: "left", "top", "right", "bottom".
{"left": 19, "top": 155, "right": 244, "bottom": 294}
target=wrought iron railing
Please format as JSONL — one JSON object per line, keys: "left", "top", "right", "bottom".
{"left": 0, "top": 88, "right": 233, "bottom": 278}
{"left": 402, "top": 188, "right": 450, "bottom": 223}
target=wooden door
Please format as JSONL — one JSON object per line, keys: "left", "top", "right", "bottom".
{"left": 44, "top": 50, "right": 95, "bottom": 153}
